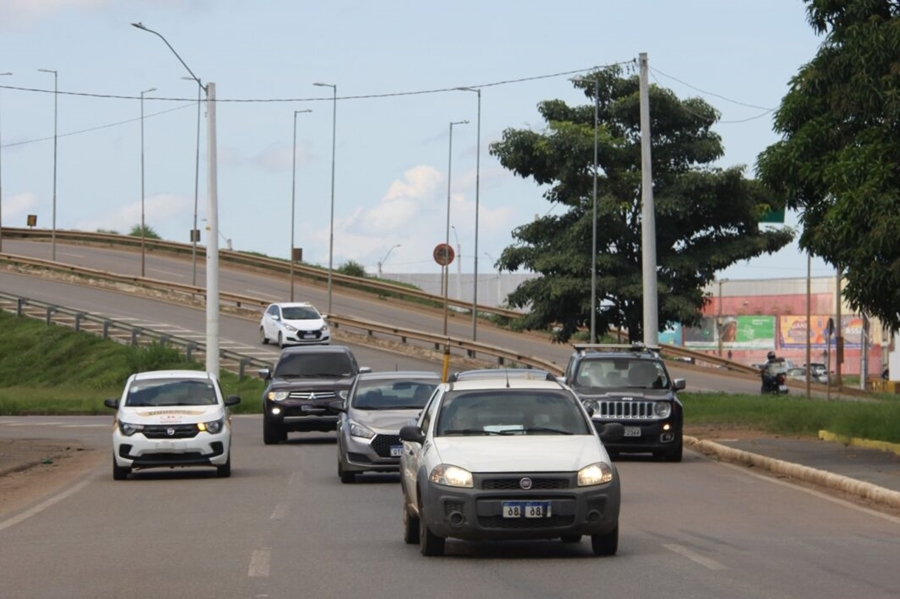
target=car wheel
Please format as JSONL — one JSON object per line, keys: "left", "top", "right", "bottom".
{"left": 260, "top": 327, "right": 269, "bottom": 345}
{"left": 403, "top": 505, "right": 420, "bottom": 545}
{"left": 664, "top": 442, "right": 683, "bottom": 463}
{"left": 339, "top": 463, "right": 355, "bottom": 484}
{"left": 591, "top": 525, "right": 618, "bottom": 556}
{"left": 277, "top": 332, "right": 285, "bottom": 348}
{"left": 560, "top": 535, "right": 581, "bottom": 543}
{"left": 418, "top": 502, "right": 445, "bottom": 557}
{"left": 216, "top": 452, "right": 232, "bottom": 478}
{"left": 112, "top": 456, "right": 130, "bottom": 481}
{"left": 263, "top": 415, "right": 286, "bottom": 445}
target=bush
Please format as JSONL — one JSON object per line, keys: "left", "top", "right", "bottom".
{"left": 337, "top": 260, "right": 366, "bottom": 278}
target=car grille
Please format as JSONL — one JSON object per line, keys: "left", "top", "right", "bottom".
{"left": 141, "top": 424, "right": 199, "bottom": 439}
{"left": 481, "top": 477, "right": 570, "bottom": 490}
{"left": 371, "top": 434, "right": 401, "bottom": 458}
{"left": 478, "top": 515, "right": 575, "bottom": 529}
{"left": 287, "top": 390, "right": 338, "bottom": 400}
{"left": 593, "top": 400, "right": 659, "bottom": 420}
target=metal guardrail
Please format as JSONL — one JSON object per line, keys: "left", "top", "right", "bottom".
{"left": 0, "top": 291, "right": 271, "bottom": 379}
{"left": 2, "top": 228, "right": 524, "bottom": 320}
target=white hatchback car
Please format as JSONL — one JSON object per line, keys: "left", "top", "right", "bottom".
{"left": 260, "top": 302, "right": 331, "bottom": 347}
{"left": 103, "top": 370, "right": 240, "bottom": 480}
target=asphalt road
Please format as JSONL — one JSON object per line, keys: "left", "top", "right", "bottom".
{"left": 0, "top": 416, "right": 899, "bottom": 599}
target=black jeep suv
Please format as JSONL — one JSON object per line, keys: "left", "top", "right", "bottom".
{"left": 562, "top": 343, "right": 685, "bottom": 462}
{"left": 259, "top": 345, "right": 369, "bottom": 444}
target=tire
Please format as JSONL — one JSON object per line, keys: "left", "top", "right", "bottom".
{"left": 339, "top": 463, "right": 355, "bottom": 484}
{"left": 112, "top": 456, "right": 130, "bottom": 481}
{"left": 403, "top": 505, "right": 420, "bottom": 545}
{"left": 277, "top": 332, "right": 285, "bottom": 348}
{"left": 260, "top": 327, "right": 269, "bottom": 345}
{"left": 216, "top": 452, "right": 232, "bottom": 478}
{"left": 664, "top": 442, "right": 683, "bottom": 463}
{"left": 418, "top": 503, "right": 445, "bottom": 556}
{"left": 560, "top": 535, "right": 581, "bottom": 543}
{"left": 263, "top": 415, "right": 286, "bottom": 445}
{"left": 591, "top": 525, "right": 618, "bottom": 556}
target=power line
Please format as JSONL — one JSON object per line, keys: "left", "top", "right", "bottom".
{"left": 648, "top": 65, "right": 775, "bottom": 111}
{"left": 648, "top": 69, "right": 774, "bottom": 125}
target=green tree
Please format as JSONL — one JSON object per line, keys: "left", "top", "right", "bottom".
{"left": 490, "top": 65, "right": 792, "bottom": 343}
{"left": 128, "top": 224, "right": 161, "bottom": 240}
{"left": 756, "top": 0, "right": 900, "bottom": 330}
{"left": 337, "top": 260, "right": 366, "bottom": 278}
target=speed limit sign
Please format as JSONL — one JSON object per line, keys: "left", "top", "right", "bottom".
{"left": 433, "top": 243, "right": 455, "bottom": 266}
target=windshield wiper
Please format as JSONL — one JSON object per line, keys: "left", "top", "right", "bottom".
{"left": 441, "top": 428, "right": 495, "bottom": 436}
{"left": 522, "top": 427, "right": 573, "bottom": 435}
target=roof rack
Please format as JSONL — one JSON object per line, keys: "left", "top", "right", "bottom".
{"left": 572, "top": 343, "right": 660, "bottom": 356}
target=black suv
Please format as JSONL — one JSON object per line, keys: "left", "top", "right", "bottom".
{"left": 259, "top": 345, "right": 370, "bottom": 444}
{"left": 562, "top": 344, "right": 685, "bottom": 462}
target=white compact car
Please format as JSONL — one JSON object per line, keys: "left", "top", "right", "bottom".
{"left": 104, "top": 370, "right": 240, "bottom": 480}
{"left": 260, "top": 302, "right": 331, "bottom": 347}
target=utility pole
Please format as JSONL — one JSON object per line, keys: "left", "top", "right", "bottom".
{"left": 638, "top": 53, "right": 659, "bottom": 346}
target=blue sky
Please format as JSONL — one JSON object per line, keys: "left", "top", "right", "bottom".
{"left": 0, "top": 0, "right": 832, "bottom": 280}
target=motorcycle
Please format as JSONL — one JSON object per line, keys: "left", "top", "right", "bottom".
{"left": 760, "top": 360, "right": 790, "bottom": 395}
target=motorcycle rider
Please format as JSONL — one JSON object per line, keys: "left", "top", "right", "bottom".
{"left": 761, "top": 351, "right": 787, "bottom": 393}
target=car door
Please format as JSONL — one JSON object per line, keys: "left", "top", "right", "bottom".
{"left": 401, "top": 387, "right": 441, "bottom": 497}
{"left": 263, "top": 305, "right": 281, "bottom": 340}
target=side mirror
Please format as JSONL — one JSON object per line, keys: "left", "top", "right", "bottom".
{"left": 598, "top": 422, "right": 625, "bottom": 443}
{"left": 359, "top": 367, "right": 372, "bottom": 374}
{"left": 224, "top": 395, "right": 241, "bottom": 407}
{"left": 258, "top": 368, "right": 271, "bottom": 380}
{"left": 103, "top": 398, "right": 119, "bottom": 409}
{"left": 399, "top": 424, "right": 425, "bottom": 444}
{"left": 673, "top": 379, "right": 686, "bottom": 391}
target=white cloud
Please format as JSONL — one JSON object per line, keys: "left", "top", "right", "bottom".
{"left": 0, "top": 0, "right": 113, "bottom": 28}
{"left": 1, "top": 191, "right": 39, "bottom": 225}
{"left": 75, "top": 193, "right": 190, "bottom": 234}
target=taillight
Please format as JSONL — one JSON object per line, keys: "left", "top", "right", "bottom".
{"left": 777, "top": 374, "right": 786, "bottom": 384}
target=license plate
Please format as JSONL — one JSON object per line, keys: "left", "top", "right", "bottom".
{"left": 301, "top": 405, "right": 323, "bottom": 412}
{"left": 390, "top": 445, "right": 402, "bottom": 457}
{"left": 779, "top": 385, "right": 788, "bottom": 392}
{"left": 502, "top": 501, "right": 551, "bottom": 518}
{"left": 624, "top": 426, "right": 641, "bottom": 437}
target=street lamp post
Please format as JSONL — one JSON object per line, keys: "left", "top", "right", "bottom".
{"left": 0, "top": 71, "right": 11, "bottom": 254}
{"left": 182, "top": 76, "right": 202, "bottom": 287}
{"left": 572, "top": 76, "right": 599, "bottom": 344}
{"left": 313, "top": 82, "right": 337, "bottom": 313}
{"left": 377, "top": 244, "right": 401, "bottom": 277}
{"left": 456, "top": 87, "right": 482, "bottom": 340}
{"left": 444, "top": 120, "right": 469, "bottom": 337}
{"left": 290, "top": 108, "right": 313, "bottom": 302}
{"left": 140, "top": 87, "right": 156, "bottom": 277}
{"left": 451, "top": 225, "right": 461, "bottom": 302}
{"left": 132, "top": 22, "right": 220, "bottom": 376}
{"left": 717, "top": 279, "right": 728, "bottom": 357}
{"left": 38, "top": 68, "right": 58, "bottom": 261}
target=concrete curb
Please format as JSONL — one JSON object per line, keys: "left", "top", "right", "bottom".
{"left": 818, "top": 430, "right": 900, "bottom": 457}
{"left": 684, "top": 435, "right": 900, "bottom": 510}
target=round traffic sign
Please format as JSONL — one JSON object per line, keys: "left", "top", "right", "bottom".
{"left": 433, "top": 243, "right": 455, "bottom": 266}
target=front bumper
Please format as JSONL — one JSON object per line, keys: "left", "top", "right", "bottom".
{"left": 112, "top": 429, "right": 231, "bottom": 469}
{"left": 267, "top": 399, "right": 340, "bottom": 432}
{"left": 340, "top": 432, "right": 403, "bottom": 473}
{"left": 282, "top": 330, "right": 331, "bottom": 345}
{"left": 419, "top": 470, "right": 620, "bottom": 542}
{"left": 593, "top": 418, "right": 681, "bottom": 454}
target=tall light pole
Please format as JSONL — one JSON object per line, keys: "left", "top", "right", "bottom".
{"left": 0, "top": 71, "right": 11, "bottom": 253}
{"left": 313, "top": 82, "right": 337, "bottom": 313}
{"left": 132, "top": 22, "right": 220, "bottom": 376}
{"left": 139, "top": 87, "right": 156, "bottom": 277}
{"left": 572, "top": 76, "right": 599, "bottom": 344}
{"left": 290, "top": 108, "right": 313, "bottom": 302}
{"left": 639, "top": 52, "right": 659, "bottom": 347}
{"left": 38, "top": 68, "right": 58, "bottom": 261}
{"left": 444, "top": 120, "right": 469, "bottom": 337}
{"left": 717, "top": 279, "right": 728, "bottom": 357}
{"left": 451, "top": 225, "right": 462, "bottom": 302}
{"left": 183, "top": 76, "right": 202, "bottom": 287}
{"left": 456, "top": 87, "right": 482, "bottom": 340}
{"left": 377, "top": 244, "right": 401, "bottom": 277}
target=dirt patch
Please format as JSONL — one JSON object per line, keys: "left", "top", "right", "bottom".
{"left": 0, "top": 439, "right": 103, "bottom": 520}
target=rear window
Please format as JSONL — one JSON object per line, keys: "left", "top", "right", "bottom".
{"left": 352, "top": 379, "right": 437, "bottom": 409}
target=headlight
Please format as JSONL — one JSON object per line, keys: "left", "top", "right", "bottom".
{"left": 267, "top": 390, "right": 290, "bottom": 401}
{"left": 578, "top": 462, "right": 614, "bottom": 486}
{"left": 653, "top": 402, "right": 672, "bottom": 418}
{"left": 199, "top": 419, "right": 224, "bottom": 434}
{"left": 118, "top": 421, "right": 144, "bottom": 437}
{"left": 284, "top": 324, "right": 298, "bottom": 333}
{"left": 320, "top": 325, "right": 329, "bottom": 332}
{"left": 348, "top": 419, "right": 375, "bottom": 439}
{"left": 429, "top": 464, "right": 473, "bottom": 488}
{"left": 584, "top": 399, "right": 599, "bottom": 413}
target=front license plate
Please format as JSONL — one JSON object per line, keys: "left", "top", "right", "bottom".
{"left": 779, "top": 385, "right": 788, "bottom": 392}
{"left": 502, "top": 501, "right": 551, "bottom": 518}
{"left": 624, "top": 426, "right": 641, "bottom": 437}
{"left": 301, "top": 405, "right": 323, "bottom": 412}
{"left": 390, "top": 445, "right": 402, "bottom": 457}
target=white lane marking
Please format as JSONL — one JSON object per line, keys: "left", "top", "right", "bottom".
{"left": 248, "top": 548, "right": 272, "bottom": 577}
{"left": 60, "top": 424, "right": 108, "bottom": 428}
{"left": 270, "top": 503, "right": 289, "bottom": 520}
{"left": 1, "top": 422, "right": 65, "bottom": 427}
{"left": 149, "top": 268, "right": 183, "bottom": 278}
{"left": 663, "top": 544, "right": 729, "bottom": 570}
{"left": 0, "top": 478, "right": 93, "bottom": 533}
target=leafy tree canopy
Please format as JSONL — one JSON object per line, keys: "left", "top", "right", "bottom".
{"left": 128, "top": 224, "right": 161, "bottom": 239}
{"left": 490, "top": 65, "right": 793, "bottom": 343}
{"left": 757, "top": 0, "right": 900, "bottom": 329}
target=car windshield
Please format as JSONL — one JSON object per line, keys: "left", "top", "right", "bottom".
{"left": 282, "top": 306, "right": 320, "bottom": 320}
{"left": 125, "top": 378, "right": 218, "bottom": 407}
{"left": 435, "top": 390, "right": 590, "bottom": 436}
{"left": 351, "top": 380, "right": 437, "bottom": 410}
{"left": 274, "top": 353, "right": 353, "bottom": 378}
{"left": 574, "top": 358, "right": 669, "bottom": 390}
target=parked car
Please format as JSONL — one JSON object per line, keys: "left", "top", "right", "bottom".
{"left": 399, "top": 376, "right": 623, "bottom": 557}
{"left": 260, "top": 302, "right": 331, "bottom": 347}
{"left": 561, "top": 343, "right": 685, "bottom": 462}
{"left": 258, "top": 345, "right": 369, "bottom": 444}
{"left": 805, "top": 362, "right": 831, "bottom": 384}
{"left": 103, "top": 370, "right": 240, "bottom": 480}
{"left": 333, "top": 371, "right": 440, "bottom": 483}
